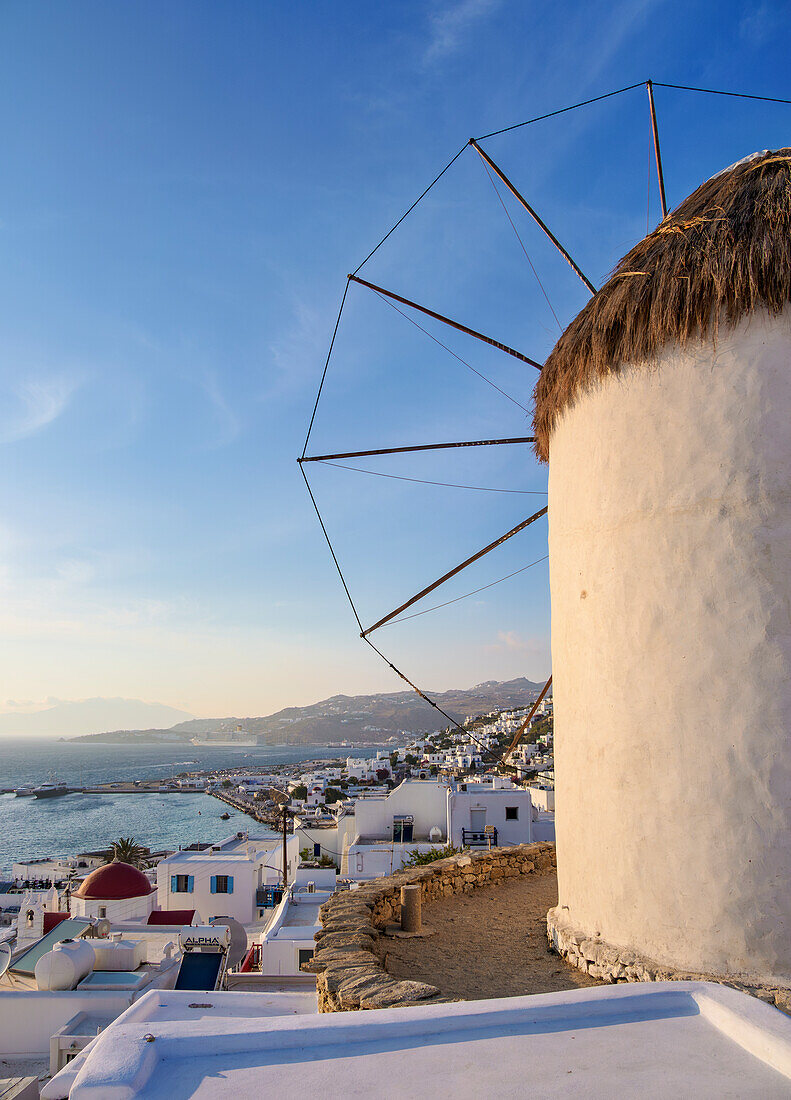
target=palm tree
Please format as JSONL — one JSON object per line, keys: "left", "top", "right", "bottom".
{"left": 106, "top": 837, "right": 148, "bottom": 868}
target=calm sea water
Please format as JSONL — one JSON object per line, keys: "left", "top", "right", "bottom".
{"left": 0, "top": 739, "right": 375, "bottom": 874}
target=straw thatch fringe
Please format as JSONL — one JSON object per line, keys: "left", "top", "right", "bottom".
{"left": 533, "top": 148, "right": 791, "bottom": 461}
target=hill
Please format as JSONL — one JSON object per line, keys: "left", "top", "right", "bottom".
{"left": 0, "top": 697, "right": 194, "bottom": 738}
{"left": 68, "top": 678, "right": 546, "bottom": 745}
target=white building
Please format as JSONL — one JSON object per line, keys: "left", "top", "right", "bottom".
{"left": 46, "top": 981, "right": 791, "bottom": 1098}
{"left": 156, "top": 832, "right": 299, "bottom": 926}
{"left": 71, "top": 863, "right": 156, "bottom": 924}
{"left": 257, "top": 866, "right": 337, "bottom": 976}
{"left": 539, "top": 150, "right": 791, "bottom": 987}
{"left": 447, "top": 779, "right": 534, "bottom": 849}
{"left": 338, "top": 779, "right": 534, "bottom": 879}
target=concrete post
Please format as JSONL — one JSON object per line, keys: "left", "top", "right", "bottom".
{"left": 400, "top": 885, "right": 422, "bottom": 933}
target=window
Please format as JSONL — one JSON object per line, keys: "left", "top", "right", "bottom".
{"left": 211, "top": 875, "right": 234, "bottom": 894}
{"left": 171, "top": 874, "right": 194, "bottom": 893}
{"left": 393, "top": 816, "right": 414, "bottom": 843}
{"left": 298, "top": 949, "right": 314, "bottom": 968}
{"left": 505, "top": 806, "right": 519, "bottom": 821}
{"left": 98, "top": 906, "right": 107, "bottom": 918}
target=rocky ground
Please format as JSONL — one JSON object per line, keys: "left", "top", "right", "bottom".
{"left": 383, "top": 870, "right": 601, "bottom": 1000}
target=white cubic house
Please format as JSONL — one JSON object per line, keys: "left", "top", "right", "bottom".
{"left": 156, "top": 832, "right": 300, "bottom": 926}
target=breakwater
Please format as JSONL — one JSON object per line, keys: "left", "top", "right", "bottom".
{"left": 209, "top": 788, "right": 290, "bottom": 831}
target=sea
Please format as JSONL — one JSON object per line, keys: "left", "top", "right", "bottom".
{"left": 0, "top": 739, "right": 378, "bottom": 874}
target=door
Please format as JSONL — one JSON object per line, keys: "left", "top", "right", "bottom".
{"left": 470, "top": 809, "right": 486, "bottom": 833}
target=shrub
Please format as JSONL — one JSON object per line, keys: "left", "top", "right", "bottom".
{"left": 401, "top": 844, "right": 460, "bottom": 867}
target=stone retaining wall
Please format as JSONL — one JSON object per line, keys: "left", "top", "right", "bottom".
{"left": 547, "top": 905, "right": 791, "bottom": 1016}
{"left": 304, "top": 842, "right": 556, "bottom": 1012}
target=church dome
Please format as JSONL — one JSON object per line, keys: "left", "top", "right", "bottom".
{"left": 74, "top": 861, "right": 153, "bottom": 900}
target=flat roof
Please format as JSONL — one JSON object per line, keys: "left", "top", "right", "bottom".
{"left": 64, "top": 982, "right": 791, "bottom": 1099}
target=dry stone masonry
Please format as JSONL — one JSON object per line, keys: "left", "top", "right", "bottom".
{"left": 305, "top": 842, "right": 556, "bottom": 1012}
{"left": 548, "top": 905, "right": 791, "bottom": 1016}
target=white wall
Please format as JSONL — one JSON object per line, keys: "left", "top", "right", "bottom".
{"left": 258, "top": 891, "right": 330, "bottom": 976}
{"left": 448, "top": 787, "right": 533, "bottom": 847}
{"left": 71, "top": 893, "right": 154, "bottom": 923}
{"left": 530, "top": 788, "right": 555, "bottom": 813}
{"left": 156, "top": 849, "right": 289, "bottom": 925}
{"left": 548, "top": 309, "right": 791, "bottom": 985}
{"left": 0, "top": 990, "right": 134, "bottom": 1057}
{"left": 353, "top": 781, "right": 448, "bottom": 840}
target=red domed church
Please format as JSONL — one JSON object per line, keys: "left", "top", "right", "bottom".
{"left": 71, "top": 860, "right": 156, "bottom": 923}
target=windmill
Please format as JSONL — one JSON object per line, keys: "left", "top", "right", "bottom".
{"left": 301, "top": 83, "right": 791, "bottom": 989}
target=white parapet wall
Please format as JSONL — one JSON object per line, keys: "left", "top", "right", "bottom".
{"left": 0, "top": 990, "right": 134, "bottom": 1057}
{"left": 547, "top": 308, "right": 791, "bottom": 987}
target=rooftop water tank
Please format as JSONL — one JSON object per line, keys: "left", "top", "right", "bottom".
{"left": 35, "top": 938, "right": 95, "bottom": 990}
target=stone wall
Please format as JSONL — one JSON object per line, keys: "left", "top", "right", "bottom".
{"left": 547, "top": 904, "right": 791, "bottom": 1016}
{"left": 305, "top": 842, "right": 556, "bottom": 1012}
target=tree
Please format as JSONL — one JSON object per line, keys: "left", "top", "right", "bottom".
{"left": 389, "top": 752, "right": 398, "bottom": 767}
{"left": 405, "top": 754, "right": 418, "bottom": 766}
{"left": 324, "top": 787, "right": 343, "bottom": 804}
{"left": 291, "top": 784, "right": 307, "bottom": 800}
{"left": 221, "top": 779, "right": 232, "bottom": 788}
{"left": 106, "top": 837, "right": 147, "bottom": 869}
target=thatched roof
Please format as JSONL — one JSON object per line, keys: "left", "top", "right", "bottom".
{"left": 533, "top": 148, "right": 791, "bottom": 461}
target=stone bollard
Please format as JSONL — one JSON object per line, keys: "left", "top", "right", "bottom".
{"left": 400, "top": 884, "right": 422, "bottom": 933}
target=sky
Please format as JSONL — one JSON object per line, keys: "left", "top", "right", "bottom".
{"left": 0, "top": 0, "right": 789, "bottom": 724}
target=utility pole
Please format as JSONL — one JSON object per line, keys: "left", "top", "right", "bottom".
{"left": 281, "top": 807, "right": 289, "bottom": 888}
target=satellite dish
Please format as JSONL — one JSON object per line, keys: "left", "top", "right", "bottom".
{"left": 209, "top": 916, "right": 247, "bottom": 969}
{"left": 0, "top": 942, "right": 12, "bottom": 982}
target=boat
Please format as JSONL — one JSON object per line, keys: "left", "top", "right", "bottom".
{"left": 190, "top": 737, "right": 259, "bottom": 747}
{"left": 220, "top": 812, "right": 231, "bottom": 820}
{"left": 14, "top": 787, "right": 35, "bottom": 797}
{"left": 33, "top": 782, "right": 69, "bottom": 799}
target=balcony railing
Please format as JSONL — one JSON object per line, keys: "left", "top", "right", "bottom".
{"left": 256, "top": 885, "right": 283, "bottom": 908}
{"left": 461, "top": 828, "right": 498, "bottom": 848}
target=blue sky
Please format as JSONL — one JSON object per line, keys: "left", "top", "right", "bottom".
{"left": 0, "top": 0, "right": 789, "bottom": 720}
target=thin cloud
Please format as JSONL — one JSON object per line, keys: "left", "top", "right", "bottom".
{"left": 268, "top": 298, "right": 331, "bottom": 399}
{"left": 198, "top": 369, "right": 242, "bottom": 447}
{"left": 424, "top": 0, "right": 502, "bottom": 65}
{"left": 1, "top": 375, "right": 81, "bottom": 443}
{"left": 739, "top": 3, "right": 784, "bottom": 45}
{"left": 488, "top": 629, "right": 545, "bottom": 655}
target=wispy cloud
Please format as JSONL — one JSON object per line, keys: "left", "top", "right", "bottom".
{"left": 197, "top": 369, "right": 241, "bottom": 447}
{"left": 739, "top": 2, "right": 784, "bottom": 46}
{"left": 269, "top": 298, "right": 332, "bottom": 399}
{"left": 579, "top": 0, "right": 667, "bottom": 87}
{"left": 424, "top": 0, "right": 502, "bottom": 65}
{"left": 1, "top": 375, "right": 81, "bottom": 443}
{"left": 487, "top": 629, "right": 546, "bottom": 656}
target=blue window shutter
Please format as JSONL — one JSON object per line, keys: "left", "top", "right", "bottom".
{"left": 210, "top": 876, "right": 216, "bottom": 894}
{"left": 187, "top": 875, "right": 194, "bottom": 893}
{"left": 227, "top": 876, "right": 234, "bottom": 894}
{"left": 171, "top": 875, "right": 177, "bottom": 893}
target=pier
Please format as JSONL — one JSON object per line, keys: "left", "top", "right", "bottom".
{"left": 209, "top": 788, "right": 289, "bottom": 831}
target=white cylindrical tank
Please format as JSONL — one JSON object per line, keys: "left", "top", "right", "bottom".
{"left": 537, "top": 149, "right": 791, "bottom": 989}
{"left": 35, "top": 938, "right": 95, "bottom": 990}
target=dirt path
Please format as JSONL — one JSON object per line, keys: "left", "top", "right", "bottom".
{"left": 383, "top": 871, "right": 602, "bottom": 1000}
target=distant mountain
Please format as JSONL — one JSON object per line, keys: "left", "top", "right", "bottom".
{"left": 0, "top": 698, "right": 194, "bottom": 738}
{"left": 68, "top": 678, "right": 547, "bottom": 745}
